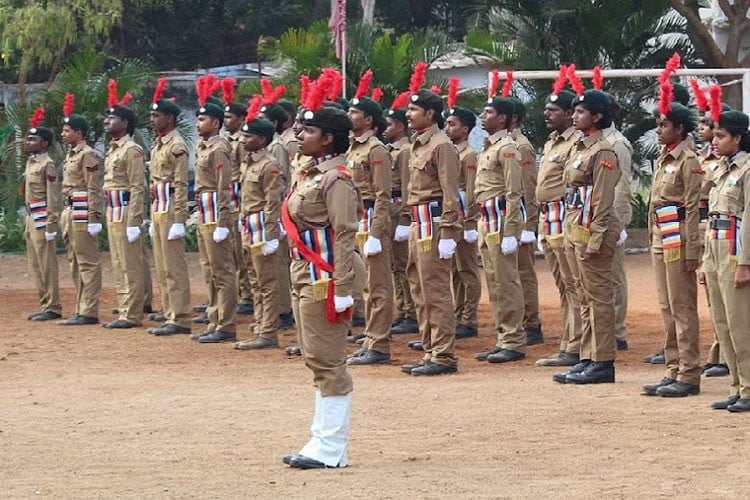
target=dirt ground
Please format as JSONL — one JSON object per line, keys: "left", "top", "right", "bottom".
{"left": 1, "top": 251, "right": 748, "bottom": 499}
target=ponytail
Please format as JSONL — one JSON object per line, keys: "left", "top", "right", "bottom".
{"left": 740, "top": 132, "right": 750, "bottom": 153}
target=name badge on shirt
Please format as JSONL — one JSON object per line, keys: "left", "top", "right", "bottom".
{"left": 570, "top": 156, "right": 583, "bottom": 170}
{"left": 728, "top": 176, "right": 739, "bottom": 187}
{"left": 664, "top": 165, "right": 677, "bottom": 175}
{"left": 549, "top": 153, "right": 560, "bottom": 163}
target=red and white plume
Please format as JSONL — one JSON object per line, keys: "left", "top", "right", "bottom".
{"left": 107, "top": 78, "right": 132, "bottom": 107}
{"left": 659, "top": 52, "right": 681, "bottom": 84}
{"left": 299, "top": 75, "right": 311, "bottom": 105}
{"left": 690, "top": 79, "right": 709, "bottom": 112}
{"left": 430, "top": 85, "right": 442, "bottom": 95}
{"left": 566, "top": 64, "right": 585, "bottom": 96}
{"left": 390, "top": 91, "right": 410, "bottom": 110}
{"left": 152, "top": 77, "right": 168, "bottom": 104}
{"left": 371, "top": 87, "right": 384, "bottom": 103}
{"left": 245, "top": 94, "right": 263, "bottom": 123}
{"left": 501, "top": 70, "right": 514, "bottom": 97}
{"left": 196, "top": 75, "right": 213, "bottom": 106}
{"left": 29, "top": 107, "right": 45, "bottom": 128}
{"left": 221, "top": 77, "right": 236, "bottom": 106}
{"left": 488, "top": 69, "right": 499, "bottom": 101}
{"left": 708, "top": 85, "right": 723, "bottom": 124}
{"left": 354, "top": 69, "right": 373, "bottom": 99}
{"left": 63, "top": 93, "right": 75, "bottom": 118}
{"left": 658, "top": 79, "right": 673, "bottom": 116}
{"left": 447, "top": 77, "right": 460, "bottom": 111}
{"left": 551, "top": 65, "right": 567, "bottom": 96}
{"left": 592, "top": 66, "right": 603, "bottom": 90}
{"left": 327, "top": 70, "right": 344, "bottom": 101}
{"left": 409, "top": 61, "right": 428, "bottom": 94}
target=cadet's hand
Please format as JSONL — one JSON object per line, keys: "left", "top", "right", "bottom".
{"left": 126, "top": 226, "right": 141, "bottom": 243}
{"left": 44, "top": 231, "right": 57, "bottom": 242}
{"left": 735, "top": 265, "right": 750, "bottom": 288}
{"left": 363, "top": 236, "right": 382, "bottom": 257}
{"left": 617, "top": 229, "right": 628, "bottom": 246}
{"left": 213, "top": 226, "right": 230, "bottom": 243}
{"left": 500, "top": 236, "right": 518, "bottom": 255}
{"left": 394, "top": 225, "right": 411, "bottom": 242}
{"left": 167, "top": 223, "right": 186, "bottom": 240}
{"left": 438, "top": 238, "right": 457, "bottom": 259}
{"left": 278, "top": 221, "right": 287, "bottom": 239}
{"left": 333, "top": 295, "right": 354, "bottom": 313}
{"left": 683, "top": 258, "right": 699, "bottom": 273}
{"left": 520, "top": 230, "right": 536, "bottom": 245}
{"left": 261, "top": 238, "right": 279, "bottom": 256}
{"left": 148, "top": 221, "right": 154, "bottom": 239}
{"left": 463, "top": 229, "right": 478, "bottom": 244}
{"left": 537, "top": 237, "right": 545, "bottom": 254}
{"left": 87, "top": 223, "right": 102, "bottom": 236}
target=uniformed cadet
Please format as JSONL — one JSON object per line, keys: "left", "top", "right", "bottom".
{"left": 234, "top": 106, "right": 285, "bottom": 350}
{"left": 641, "top": 102, "right": 702, "bottom": 397}
{"left": 473, "top": 96, "right": 527, "bottom": 365}
{"left": 23, "top": 115, "right": 61, "bottom": 321}
{"left": 384, "top": 100, "right": 419, "bottom": 335}
{"left": 509, "top": 98, "right": 543, "bottom": 345}
{"left": 57, "top": 98, "right": 103, "bottom": 326}
{"left": 278, "top": 99, "right": 301, "bottom": 162}
{"left": 535, "top": 89, "right": 583, "bottom": 367}
{"left": 553, "top": 89, "right": 622, "bottom": 384}
{"left": 146, "top": 85, "right": 192, "bottom": 336}
{"left": 346, "top": 93, "right": 395, "bottom": 365}
{"left": 191, "top": 92, "right": 237, "bottom": 343}
{"left": 445, "top": 106, "right": 481, "bottom": 339}
{"left": 603, "top": 97, "right": 633, "bottom": 351}
{"left": 701, "top": 110, "right": 750, "bottom": 412}
{"left": 281, "top": 102, "right": 357, "bottom": 469}
{"left": 102, "top": 96, "right": 146, "bottom": 329}
{"left": 397, "top": 85, "right": 462, "bottom": 376}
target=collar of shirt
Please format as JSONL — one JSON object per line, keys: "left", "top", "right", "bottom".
{"left": 68, "top": 142, "right": 85, "bottom": 156}
{"left": 250, "top": 149, "right": 267, "bottom": 163}
{"left": 414, "top": 123, "right": 439, "bottom": 145}
{"left": 486, "top": 129, "right": 508, "bottom": 146}
{"left": 388, "top": 136, "right": 409, "bottom": 151}
{"left": 662, "top": 139, "right": 687, "bottom": 160}
{"left": 580, "top": 130, "right": 603, "bottom": 149}
{"left": 351, "top": 129, "right": 375, "bottom": 144}
{"left": 725, "top": 150, "right": 747, "bottom": 170}
{"left": 29, "top": 152, "right": 50, "bottom": 163}
{"left": 108, "top": 135, "right": 130, "bottom": 151}
{"left": 199, "top": 134, "right": 222, "bottom": 149}
{"left": 158, "top": 129, "right": 179, "bottom": 146}
{"left": 311, "top": 154, "right": 344, "bottom": 175}
{"left": 454, "top": 140, "right": 469, "bottom": 153}
{"left": 225, "top": 130, "right": 241, "bottom": 142}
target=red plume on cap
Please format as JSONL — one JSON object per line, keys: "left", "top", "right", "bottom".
{"left": 63, "top": 93, "right": 75, "bottom": 118}
{"left": 659, "top": 52, "right": 681, "bottom": 84}
{"left": 690, "top": 79, "right": 709, "bottom": 112}
{"left": 658, "top": 80, "right": 673, "bottom": 116}
{"left": 501, "top": 70, "right": 514, "bottom": 97}
{"left": 566, "top": 64, "right": 584, "bottom": 96}
{"left": 488, "top": 69, "right": 499, "bottom": 99}
{"left": 107, "top": 79, "right": 118, "bottom": 108}
{"left": 304, "top": 69, "right": 336, "bottom": 111}
{"left": 119, "top": 92, "right": 133, "bottom": 106}
{"left": 245, "top": 94, "right": 263, "bottom": 123}
{"left": 447, "top": 77, "right": 460, "bottom": 110}
{"left": 260, "top": 78, "right": 273, "bottom": 101}
{"left": 430, "top": 85, "right": 442, "bottom": 95}
{"left": 552, "top": 65, "right": 567, "bottom": 95}
{"left": 390, "top": 91, "right": 410, "bottom": 110}
{"left": 592, "top": 66, "right": 603, "bottom": 90}
{"left": 371, "top": 87, "right": 384, "bottom": 102}
{"left": 221, "top": 77, "right": 236, "bottom": 106}
{"left": 299, "top": 75, "right": 311, "bottom": 105}
{"left": 409, "top": 61, "right": 428, "bottom": 94}
{"left": 204, "top": 74, "right": 220, "bottom": 95}
{"left": 29, "top": 107, "right": 45, "bottom": 128}
{"left": 709, "top": 84, "right": 723, "bottom": 124}
{"left": 354, "top": 69, "right": 373, "bottom": 99}
{"left": 196, "top": 75, "right": 212, "bottom": 106}
{"left": 152, "top": 78, "right": 168, "bottom": 104}
{"left": 263, "top": 84, "right": 286, "bottom": 106}
{"left": 328, "top": 70, "right": 344, "bottom": 101}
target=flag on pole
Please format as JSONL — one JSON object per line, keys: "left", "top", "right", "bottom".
{"left": 329, "top": 0, "right": 347, "bottom": 60}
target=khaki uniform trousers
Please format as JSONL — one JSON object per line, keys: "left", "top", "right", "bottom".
{"left": 392, "top": 216, "right": 415, "bottom": 320}
{"left": 565, "top": 233, "right": 617, "bottom": 362}
{"left": 151, "top": 211, "right": 191, "bottom": 328}
{"left": 277, "top": 238, "right": 293, "bottom": 315}
{"left": 352, "top": 251, "right": 366, "bottom": 319}
{"left": 360, "top": 233, "right": 394, "bottom": 354}
{"left": 518, "top": 241, "right": 541, "bottom": 330}
{"left": 142, "top": 244, "right": 153, "bottom": 310}
{"left": 107, "top": 211, "right": 145, "bottom": 325}
{"left": 543, "top": 242, "right": 582, "bottom": 354}
{"left": 478, "top": 227, "right": 525, "bottom": 353}
{"left": 452, "top": 238, "right": 481, "bottom": 329}
{"left": 652, "top": 250, "right": 701, "bottom": 384}
{"left": 700, "top": 222, "right": 724, "bottom": 365}
{"left": 196, "top": 224, "right": 237, "bottom": 333}
{"left": 612, "top": 244, "right": 629, "bottom": 342}
{"left": 406, "top": 224, "right": 457, "bottom": 367}
{"left": 704, "top": 238, "right": 750, "bottom": 398}
{"left": 291, "top": 259, "right": 353, "bottom": 397}
{"left": 60, "top": 207, "right": 101, "bottom": 317}
{"left": 25, "top": 218, "right": 61, "bottom": 314}
{"left": 233, "top": 211, "right": 254, "bottom": 305}
{"left": 248, "top": 246, "right": 280, "bottom": 341}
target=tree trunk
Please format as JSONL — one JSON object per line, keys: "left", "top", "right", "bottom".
{"left": 361, "top": 0, "right": 375, "bottom": 24}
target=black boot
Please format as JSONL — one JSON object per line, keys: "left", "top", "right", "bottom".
{"left": 566, "top": 361, "right": 615, "bottom": 384}
{"left": 553, "top": 360, "right": 590, "bottom": 384}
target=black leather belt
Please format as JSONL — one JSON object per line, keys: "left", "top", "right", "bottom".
{"left": 363, "top": 199, "right": 375, "bottom": 210}
{"left": 699, "top": 206, "right": 709, "bottom": 221}
{"left": 391, "top": 189, "right": 402, "bottom": 198}
{"left": 709, "top": 218, "right": 732, "bottom": 230}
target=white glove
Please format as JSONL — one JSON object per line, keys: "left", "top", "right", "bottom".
{"left": 520, "top": 230, "right": 536, "bottom": 244}
{"left": 438, "top": 238, "right": 457, "bottom": 259}
{"left": 617, "top": 229, "right": 628, "bottom": 246}
{"left": 126, "top": 226, "right": 141, "bottom": 243}
{"left": 87, "top": 223, "right": 102, "bottom": 236}
{"left": 463, "top": 229, "right": 478, "bottom": 243}
{"left": 537, "top": 237, "right": 545, "bottom": 253}
{"left": 334, "top": 295, "right": 354, "bottom": 313}
{"left": 167, "top": 223, "right": 186, "bottom": 240}
{"left": 363, "top": 236, "right": 382, "bottom": 257}
{"left": 148, "top": 221, "right": 154, "bottom": 239}
{"left": 213, "top": 226, "right": 230, "bottom": 243}
{"left": 278, "top": 221, "right": 287, "bottom": 239}
{"left": 261, "top": 238, "right": 279, "bottom": 256}
{"left": 394, "top": 225, "right": 411, "bottom": 242}
{"left": 44, "top": 231, "right": 56, "bottom": 242}
{"left": 501, "top": 236, "right": 518, "bottom": 255}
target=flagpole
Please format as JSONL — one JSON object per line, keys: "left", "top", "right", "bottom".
{"left": 341, "top": 33, "right": 347, "bottom": 99}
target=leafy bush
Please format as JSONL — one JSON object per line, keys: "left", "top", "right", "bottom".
{"left": 630, "top": 191, "right": 649, "bottom": 229}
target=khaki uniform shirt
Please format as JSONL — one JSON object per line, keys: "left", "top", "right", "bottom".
{"left": 62, "top": 142, "right": 103, "bottom": 224}
{"left": 195, "top": 134, "right": 233, "bottom": 228}
{"left": 240, "top": 149, "right": 285, "bottom": 241}
{"left": 699, "top": 144, "right": 722, "bottom": 204}
{"left": 475, "top": 129, "right": 523, "bottom": 238}
{"left": 346, "top": 129, "right": 393, "bottom": 240}
{"left": 280, "top": 127, "right": 300, "bottom": 163}
{"left": 104, "top": 135, "right": 145, "bottom": 227}
{"left": 387, "top": 136, "right": 411, "bottom": 226}
{"left": 269, "top": 134, "right": 291, "bottom": 189}
{"left": 536, "top": 126, "right": 578, "bottom": 203}
{"left": 150, "top": 130, "right": 189, "bottom": 223}
{"left": 455, "top": 140, "right": 479, "bottom": 231}
{"left": 707, "top": 151, "right": 750, "bottom": 266}
{"left": 25, "top": 152, "right": 59, "bottom": 232}
{"left": 604, "top": 123, "right": 633, "bottom": 227}
{"left": 565, "top": 130, "right": 622, "bottom": 251}
{"left": 286, "top": 156, "right": 359, "bottom": 295}
{"left": 407, "top": 124, "right": 462, "bottom": 240}
{"left": 648, "top": 140, "right": 702, "bottom": 258}
{"left": 512, "top": 129, "right": 539, "bottom": 232}
{"left": 225, "top": 130, "right": 244, "bottom": 184}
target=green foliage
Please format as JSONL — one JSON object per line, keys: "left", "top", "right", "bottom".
{"left": 630, "top": 191, "right": 650, "bottom": 229}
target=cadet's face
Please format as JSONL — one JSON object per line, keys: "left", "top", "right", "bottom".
{"left": 383, "top": 117, "right": 401, "bottom": 142}
{"left": 479, "top": 106, "right": 501, "bottom": 133}
{"left": 656, "top": 116, "right": 681, "bottom": 145}
{"left": 544, "top": 103, "right": 570, "bottom": 130}
{"left": 150, "top": 111, "right": 169, "bottom": 132}
{"left": 712, "top": 127, "right": 741, "bottom": 156}
{"left": 293, "top": 119, "right": 303, "bottom": 137}
{"left": 196, "top": 115, "right": 217, "bottom": 138}
{"left": 60, "top": 124, "right": 81, "bottom": 146}
{"left": 406, "top": 104, "right": 430, "bottom": 130}
{"left": 572, "top": 105, "right": 596, "bottom": 131}
{"left": 299, "top": 125, "right": 326, "bottom": 157}
{"left": 25, "top": 135, "right": 44, "bottom": 154}
{"left": 697, "top": 115, "right": 713, "bottom": 142}
{"left": 445, "top": 115, "right": 467, "bottom": 142}
{"left": 242, "top": 132, "right": 265, "bottom": 153}
{"left": 104, "top": 114, "right": 126, "bottom": 135}
{"left": 224, "top": 113, "right": 242, "bottom": 133}
{"left": 347, "top": 108, "right": 369, "bottom": 133}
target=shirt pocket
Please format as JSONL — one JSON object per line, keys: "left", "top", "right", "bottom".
{"left": 724, "top": 184, "right": 744, "bottom": 214}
